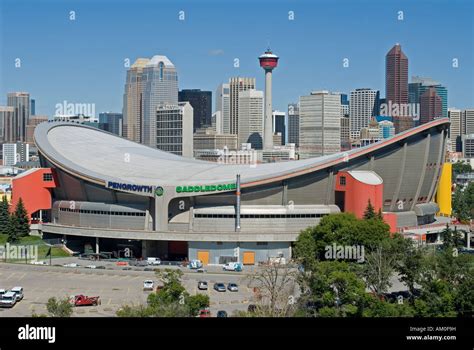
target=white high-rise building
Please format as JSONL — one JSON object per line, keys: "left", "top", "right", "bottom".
{"left": 155, "top": 102, "right": 193, "bottom": 158}
{"left": 2, "top": 142, "right": 29, "bottom": 166}
{"left": 349, "top": 88, "right": 379, "bottom": 139}
{"left": 299, "top": 91, "right": 341, "bottom": 159}
{"left": 448, "top": 108, "right": 462, "bottom": 152}
{"left": 215, "top": 83, "right": 230, "bottom": 134}
{"left": 238, "top": 89, "right": 264, "bottom": 150}
{"left": 229, "top": 77, "right": 256, "bottom": 135}
{"left": 142, "top": 55, "right": 179, "bottom": 147}
{"left": 211, "top": 111, "right": 223, "bottom": 134}
{"left": 123, "top": 58, "right": 150, "bottom": 142}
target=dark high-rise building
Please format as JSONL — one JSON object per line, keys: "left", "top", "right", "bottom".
{"left": 178, "top": 89, "right": 212, "bottom": 132}
{"left": 419, "top": 88, "right": 442, "bottom": 125}
{"left": 287, "top": 103, "right": 300, "bottom": 147}
{"left": 99, "top": 112, "right": 123, "bottom": 136}
{"left": 30, "top": 99, "right": 35, "bottom": 116}
{"left": 272, "top": 111, "right": 286, "bottom": 145}
{"left": 386, "top": 44, "right": 408, "bottom": 106}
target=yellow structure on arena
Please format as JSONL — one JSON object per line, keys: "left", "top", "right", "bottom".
{"left": 436, "top": 162, "right": 452, "bottom": 216}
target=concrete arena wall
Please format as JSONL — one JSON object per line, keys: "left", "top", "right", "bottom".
{"left": 188, "top": 241, "right": 291, "bottom": 264}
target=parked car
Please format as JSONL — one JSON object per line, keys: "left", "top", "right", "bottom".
{"left": 0, "top": 292, "right": 16, "bottom": 308}
{"left": 188, "top": 260, "right": 203, "bottom": 269}
{"left": 247, "top": 304, "right": 257, "bottom": 312}
{"left": 147, "top": 257, "right": 161, "bottom": 266}
{"left": 213, "top": 283, "right": 226, "bottom": 292}
{"left": 216, "top": 310, "right": 228, "bottom": 318}
{"left": 70, "top": 295, "right": 101, "bottom": 306}
{"left": 198, "top": 281, "right": 208, "bottom": 290}
{"left": 143, "top": 280, "right": 154, "bottom": 291}
{"left": 227, "top": 283, "right": 239, "bottom": 292}
{"left": 0, "top": 289, "right": 6, "bottom": 299}
{"left": 11, "top": 287, "right": 23, "bottom": 302}
{"left": 223, "top": 262, "right": 243, "bottom": 272}
{"left": 199, "top": 309, "right": 211, "bottom": 318}
{"left": 63, "top": 263, "right": 79, "bottom": 268}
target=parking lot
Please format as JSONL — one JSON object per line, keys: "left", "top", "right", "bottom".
{"left": 0, "top": 260, "right": 256, "bottom": 317}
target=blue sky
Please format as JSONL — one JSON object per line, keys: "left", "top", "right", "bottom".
{"left": 0, "top": 0, "right": 473, "bottom": 116}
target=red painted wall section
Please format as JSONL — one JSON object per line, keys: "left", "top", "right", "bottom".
{"left": 335, "top": 171, "right": 397, "bottom": 233}
{"left": 11, "top": 168, "right": 56, "bottom": 220}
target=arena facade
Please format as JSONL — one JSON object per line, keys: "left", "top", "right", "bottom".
{"left": 11, "top": 118, "right": 450, "bottom": 265}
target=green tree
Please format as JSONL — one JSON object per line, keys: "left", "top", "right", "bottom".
{"left": 0, "top": 196, "right": 10, "bottom": 235}
{"left": 452, "top": 186, "right": 471, "bottom": 222}
{"left": 362, "top": 242, "right": 396, "bottom": 296}
{"left": 6, "top": 215, "right": 19, "bottom": 243}
{"left": 46, "top": 297, "right": 73, "bottom": 317}
{"left": 294, "top": 213, "right": 392, "bottom": 268}
{"left": 10, "top": 198, "right": 30, "bottom": 239}
{"left": 186, "top": 294, "right": 210, "bottom": 317}
{"left": 363, "top": 199, "right": 376, "bottom": 220}
{"left": 452, "top": 162, "right": 472, "bottom": 177}
{"left": 396, "top": 240, "right": 425, "bottom": 301}
{"left": 297, "top": 261, "right": 366, "bottom": 317}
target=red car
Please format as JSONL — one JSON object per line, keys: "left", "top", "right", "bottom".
{"left": 70, "top": 295, "right": 101, "bottom": 306}
{"left": 198, "top": 309, "right": 211, "bottom": 318}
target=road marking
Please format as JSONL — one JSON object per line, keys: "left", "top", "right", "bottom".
{"left": 6, "top": 272, "right": 16, "bottom": 280}
{"left": 18, "top": 272, "right": 27, "bottom": 280}
{"left": 107, "top": 298, "right": 111, "bottom": 305}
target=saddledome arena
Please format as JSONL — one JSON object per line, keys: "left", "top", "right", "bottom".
{"left": 13, "top": 118, "right": 450, "bottom": 265}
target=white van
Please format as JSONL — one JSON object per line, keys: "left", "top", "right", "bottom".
{"left": 146, "top": 257, "right": 161, "bottom": 266}
{"left": 0, "top": 292, "right": 16, "bottom": 308}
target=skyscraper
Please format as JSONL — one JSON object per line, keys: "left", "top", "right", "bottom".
{"left": 238, "top": 89, "right": 264, "bottom": 150}
{"left": 215, "top": 83, "right": 230, "bottom": 134}
{"left": 299, "top": 91, "right": 341, "bottom": 159}
{"left": 178, "top": 89, "right": 212, "bottom": 132}
{"left": 229, "top": 77, "right": 256, "bottom": 135}
{"left": 122, "top": 58, "right": 149, "bottom": 142}
{"left": 99, "top": 112, "right": 123, "bottom": 136}
{"left": 419, "top": 88, "right": 442, "bottom": 124}
{"left": 142, "top": 55, "right": 179, "bottom": 147}
{"left": 349, "top": 88, "right": 379, "bottom": 139}
{"left": 0, "top": 106, "right": 15, "bottom": 143}
{"left": 386, "top": 44, "right": 408, "bottom": 106}
{"left": 409, "top": 76, "right": 448, "bottom": 119}
{"left": 272, "top": 110, "right": 286, "bottom": 145}
{"left": 287, "top": 103, "right": 300, "bottom": 147}
{"left": 7, "top": 92, "right": 30, "bottom": 142}
{"left": 26, "top": 115, "right": 49, "bottom": 145}
{"left": 464, "top": 109, "right": 474, "bottom": 135}
{"left": 155, "top": 102, "right": 193, "bottom": 158}
{"left": 448, "top": 108, "right": 463, "bottom": 152}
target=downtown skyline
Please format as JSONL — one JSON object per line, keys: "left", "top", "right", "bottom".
{"left": 0, "top": 0, "right": 473, "bottom": 117}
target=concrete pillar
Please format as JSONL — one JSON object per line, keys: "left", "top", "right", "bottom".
{"left": 95, "top": 237, "right": 99, "bottom": 254}
{"left": 467, "top": 231, "right": 471, "bottom": 249}
{"left": 263, "top": 69, "right": 273, "bottom": 150}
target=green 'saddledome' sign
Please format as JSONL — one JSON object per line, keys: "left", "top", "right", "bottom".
{"left": 176, "top": 183, "right": 236, "bottom": 193}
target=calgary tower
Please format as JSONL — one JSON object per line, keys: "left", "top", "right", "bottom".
{"left": 259, "top": 48, "right": 279, "bottom": 150}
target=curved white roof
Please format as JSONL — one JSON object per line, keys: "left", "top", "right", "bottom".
{"left": 34, "top": 119, "right": 449, "bottom": 188}
{"left": 348, "top": 171, "right": 383, "bottom": 185}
